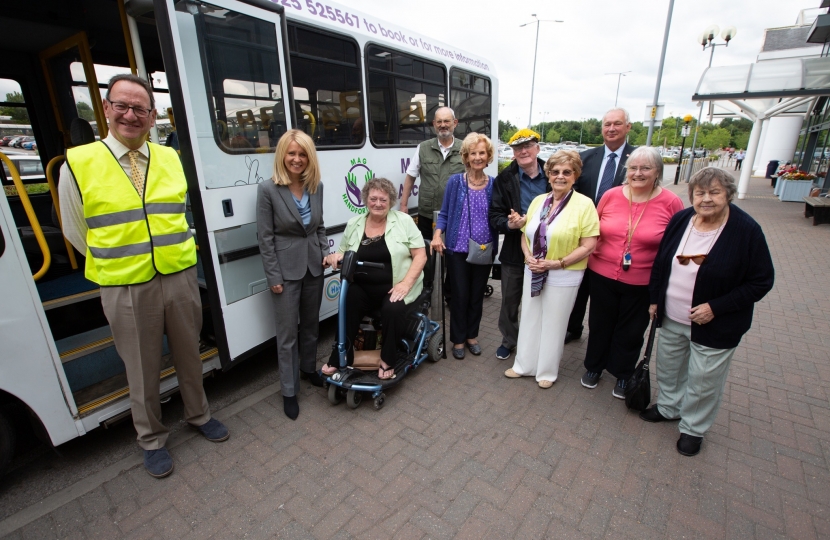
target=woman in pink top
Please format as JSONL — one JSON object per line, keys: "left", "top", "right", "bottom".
{"left": 580, "top": 147, "right": 684, "bottom": 398}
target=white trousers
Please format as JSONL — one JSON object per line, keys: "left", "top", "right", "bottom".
{"left": 511, "top": 279, "right": 579, "bottom": 382}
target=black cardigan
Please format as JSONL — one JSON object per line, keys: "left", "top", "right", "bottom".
{"left": 488, "top": 158, "right": 550, "bottom": 266}
{"left": 649, "top": 204, "right": 774, "bottom": 349}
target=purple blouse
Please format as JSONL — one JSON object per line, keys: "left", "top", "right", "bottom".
{"left": 451, "top": 188, "right": 493, "bottom": 253}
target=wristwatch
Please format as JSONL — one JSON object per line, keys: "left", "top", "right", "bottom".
{"left": 558, "top": 258, "right": 566, "bottom": 269}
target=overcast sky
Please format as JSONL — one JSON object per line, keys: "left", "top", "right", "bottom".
{"left": 353, "top": 0, "right": 812, "bottom": 126}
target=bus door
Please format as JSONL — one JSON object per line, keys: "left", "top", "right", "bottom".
{"left": 0, "top": 187, "right": 79, "bottom": 448}
{"left": 157, "top": 0, "right": 293, "bottom": 364}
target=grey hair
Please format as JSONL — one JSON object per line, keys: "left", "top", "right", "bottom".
{"left": 106, "top": 74, "right": 155, "bottom": 108}
{"left": 361, "top": 177, "right": 398, "bottom": 209}
{"left": 602, "top": 107, "right": 630, "bottom": 124}
{"left": 688, "top": 167, "right": 737, "bottom": 203}
{"left": 434, "top": 106, "right": 456, "bottom": 120}
{"left": 626, "top": 146, "right": 664, "bottom": 185}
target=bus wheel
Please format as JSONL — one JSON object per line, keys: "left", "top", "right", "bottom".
{"left": 0, "top": 408, "right": 15, "bottom": 476}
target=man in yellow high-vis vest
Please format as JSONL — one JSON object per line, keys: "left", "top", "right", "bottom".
{"left": 59, "top": 74, "right": 228, "bottom": 478}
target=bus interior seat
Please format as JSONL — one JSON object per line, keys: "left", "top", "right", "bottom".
{"left": 70, "top": 118, "right": 96, "bottom": 146}
{"left": 339, "top": 91, "right": 361, "bottom": 119}
{"left": 399, "top": 102, "right": 424, "bottom": 125}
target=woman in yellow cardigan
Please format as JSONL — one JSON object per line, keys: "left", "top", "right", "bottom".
{"left": 504, "top": 150, "right": 599, "bottom": 388}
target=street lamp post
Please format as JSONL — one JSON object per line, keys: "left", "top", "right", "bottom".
{"left": 521, "top": 15, "right": 563, "bottom": 127}
{"left": 579, "top": 118, "right": 585, "bottom": 145}
{"left": 539, "top": 111, "right": 549, "bottom": 142}
{"left": 605, "top": 71, "right": 631, "bottom": 107}
{"left": 674, "top": 115, "right": 694, "bottom": 185}
{"left": 645, "top": 0, "right": 676, "bottom": 147}
{"left": 684, "top": 24, "right": 737, "bottom": 182}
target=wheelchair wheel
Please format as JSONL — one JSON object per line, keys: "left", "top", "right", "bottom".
{"left": 484, "top": 284, "right": 494, "bottom": 297}
{"left": 346, "top": 389, "right": 363, "bottom": 409}
{"left": 427, "top": 333, "right": 443, "bottom": 362}
{"left": 373, "top": 393, "right": 386, "bottom": 410}
{"left": 328, "top": 384, "right": 344, "bottom": 405}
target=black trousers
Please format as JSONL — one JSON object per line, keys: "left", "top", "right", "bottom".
{"left": 583, "top": 269, "right": 651, "bottom": 381}
{"left": 330, "top": 281, "right": 414, "bottom": 367}
{"left": 445, "top": 250, "right": 491, "bottom": 345}
{"left": 567, "top": 274, "right": 591, "bottom": 335}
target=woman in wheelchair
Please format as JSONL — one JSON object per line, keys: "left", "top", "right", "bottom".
{"left": 323, "top": 177, "right": 427, "bottom": 380}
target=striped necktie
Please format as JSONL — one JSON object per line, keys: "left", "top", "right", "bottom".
{"left": 128, "top": 150, "right": 145, "bottom": 198}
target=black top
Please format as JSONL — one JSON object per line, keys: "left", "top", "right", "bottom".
{"left": 649, "top": 204, "right": 775, "bottom": 349}
{"left": 356, "top": 233, "right": 393, "bottom": 287}
{"left": 488, "top": 158, "right": 549, "bottom": 266}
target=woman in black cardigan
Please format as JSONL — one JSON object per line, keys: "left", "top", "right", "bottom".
{"left": 643, "top": 168, "right": 774, "bottom": 457}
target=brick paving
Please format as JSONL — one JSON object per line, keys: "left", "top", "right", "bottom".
{"left": 2, "top": 172, "right": 830, "bottom": 539}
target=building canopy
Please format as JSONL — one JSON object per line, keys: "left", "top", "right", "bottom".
{"left": 692, "top": 56, "right": 830, "bottom": 101}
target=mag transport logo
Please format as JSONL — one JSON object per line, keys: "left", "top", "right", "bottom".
{"left": 342, "top": 158, "right": 374, "bottom": 214}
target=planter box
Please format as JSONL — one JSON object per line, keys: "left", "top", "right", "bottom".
{"left": 777, "top": 179, "right": 814, "bottom": 202}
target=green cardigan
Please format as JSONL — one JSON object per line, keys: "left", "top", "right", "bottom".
{"left": 339, "top": 210, "right": 426, "bottom": 304}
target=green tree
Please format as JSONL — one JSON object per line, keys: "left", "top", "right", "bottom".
{"left": 0, "top": 92, "right": 29, "bottom": 124}
{"left": 76, "top": 101, "right": 96, "bottom": 122}
{"left": 702, "top": 127, "right": 731, "bottom": 150}
{"left": 498, "top": 119, "right": 517, "bottom": 142}
{"left": 544, "top": 128, "right": 561, "bottom": 143}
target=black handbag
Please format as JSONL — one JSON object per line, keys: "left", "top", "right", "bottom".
{"left": 624, "top": 320, "right": 657, "bottom": 411}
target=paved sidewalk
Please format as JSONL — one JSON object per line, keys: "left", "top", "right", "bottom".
{"left": 2, "top": 174, "right": 829, "bottom": 539}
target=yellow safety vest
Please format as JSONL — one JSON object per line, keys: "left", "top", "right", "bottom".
{"left": 66, "top": 141, "right": 196, "bottom": 286}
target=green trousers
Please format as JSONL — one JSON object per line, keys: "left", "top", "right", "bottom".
{"left": 655, "top": 317, "right": 737, "bottom": 437}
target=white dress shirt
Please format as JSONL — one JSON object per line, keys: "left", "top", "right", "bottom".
{"left": 594, "top": 145, "right": 624, "bottom": 200}
{"left": 404, "top": 137, "right": 455, "bottom": 177}
{"left": 59, "top": 134, "right": 149, "bottom": 253}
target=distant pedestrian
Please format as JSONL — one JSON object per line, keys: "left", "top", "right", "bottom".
{"left": 734, "top": 150, "right": 745, "bottom": 171}
{"left": 643, "top": 167, "right": 774, "bottom": 457}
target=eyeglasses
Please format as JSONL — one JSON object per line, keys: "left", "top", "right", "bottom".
{"left": 676, "top": 254, "right": 707, "bottom": 266}
{"left": 628, "top": 166, "right": 653, "bottom": 173}
{"left": 512, "top": 144, "right": 536, "bottom": 153}
{"left": 107, "top": 100, "right": 152, "bottom": 118}
{"left": 549, "top": 169, "right": 574, "bottom": 177}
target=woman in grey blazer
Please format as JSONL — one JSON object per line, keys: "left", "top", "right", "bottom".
{"left": 257, "top": 130, "right": 329, "bottom": 420}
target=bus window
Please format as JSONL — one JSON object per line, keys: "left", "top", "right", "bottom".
{"left": 450, "top": 69, "right": 491, "bottom": 139}
{"left": 191, "top": 2, "right": 288, "bottom": 154}
{"left": 287, "top": 24, "right": 363, "bottom": 148}
{"left": 366, "top": 46, "right": 446, "bottom": 146}
{"left": 0, "top": 80, "right": 45, "bottom": 197}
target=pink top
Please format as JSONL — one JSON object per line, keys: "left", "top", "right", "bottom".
{"left": 588, "top": 186, "right": 684, "bottom": 285}
{"left": 665, "top": 216, "right": 725, "bottom": 325}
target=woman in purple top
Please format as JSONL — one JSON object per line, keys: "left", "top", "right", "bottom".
{"left": 432, "top": 133, "right": 498, "bottom": 359}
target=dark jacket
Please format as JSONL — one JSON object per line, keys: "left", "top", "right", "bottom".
{"left": 574, "top": 143, "right": 636, "bottom": 205}
{"left": 649, "top": 204, "right": 774, "bottom": 349}
{"left": 488, "top": 158, "right": 549, "bottom": 266}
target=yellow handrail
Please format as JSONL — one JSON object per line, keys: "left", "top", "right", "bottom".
{"left": 0, "top": 151, "right": 51, "bottom": 280}
{"left": 46, "top": 155, "right": 79, "bottom": 270}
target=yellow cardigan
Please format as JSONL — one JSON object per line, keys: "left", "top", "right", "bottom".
{"left": 521, "top": 191, "right": 599, "bottom": 270}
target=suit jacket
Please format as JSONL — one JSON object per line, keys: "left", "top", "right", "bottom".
{"left": 574, "top": 142, "right": 637, "bottom": 205}
{"left": 256, "top": 181, "right": 328, "bottom": 287}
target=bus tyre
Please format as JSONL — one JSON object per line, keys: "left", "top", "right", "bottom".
{"left": 0, "top": 408, "right": 15, "bottom": 476}
{"left": 427, "top": 334, "right": 443, "bottom": 362}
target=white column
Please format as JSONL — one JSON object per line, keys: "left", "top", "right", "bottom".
{"left": 737, "top": 118, "right": 765, "bottom": 200}
{"left": 753, "top": 116, "right": 803, "bottom": 174}
{"left": 752, "top": 118, "right": 770, "bottom": 173}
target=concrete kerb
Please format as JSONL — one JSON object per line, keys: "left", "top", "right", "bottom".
{"left": 0, "top": 382, "right": 282, "bottom": 537}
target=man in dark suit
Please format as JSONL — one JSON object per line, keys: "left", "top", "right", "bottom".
{"left": 565, "top": 108, "right": 636, "bottom": 345}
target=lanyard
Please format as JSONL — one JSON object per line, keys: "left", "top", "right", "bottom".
{"left": 625, "top": 185, "right": 655, "bottom": 255}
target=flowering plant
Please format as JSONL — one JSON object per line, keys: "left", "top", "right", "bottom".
{"left": 780, "top": 168, "right": 817, "bottom": 181}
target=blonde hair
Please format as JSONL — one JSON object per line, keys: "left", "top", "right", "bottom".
{"left": 272, "top": 130, "right": 321, "bottom": 194}
{"left": 545, "top": 149, "right": 583, "bottom": 180}
{"left": 460, "top": 132, "right": 495, "bottom": 168}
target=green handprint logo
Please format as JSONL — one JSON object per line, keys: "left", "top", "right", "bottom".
{"left": 343, "top": 160, "right": 375, "bottom": 211}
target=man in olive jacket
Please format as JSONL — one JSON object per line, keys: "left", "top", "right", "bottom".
{"left": 488, "top": 130, "right": 550, "bottom": 360}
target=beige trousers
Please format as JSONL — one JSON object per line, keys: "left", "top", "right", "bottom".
{"left": 101, "top": 266, "right": 210, "bottom": 450}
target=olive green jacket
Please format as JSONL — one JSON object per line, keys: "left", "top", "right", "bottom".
{"left": 416, "top": 138, "right": 465, "bottom": 218}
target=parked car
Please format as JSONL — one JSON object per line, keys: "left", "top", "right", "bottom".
{"left": 12, "top": 136, "right": 35, "bottom": 148}
{"left": 0, "top": 136, "right": 19, "bottom": 147}
{"left": 1, "top": 155, "right": 45, "bottom": 182}
{"left": 6, "top": 136, "right": 26, "bottom": 148}
{"left": 21, "top": 140, "right": 37, "bottom": 151}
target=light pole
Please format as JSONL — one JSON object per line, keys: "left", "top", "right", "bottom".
{"left": 684, "top": 24, "right": 737, "bottom": 182}
{"left": 645, "top": 0, "right": 675, "bottom": 146}
{"left": 539, "top": 111, "right": 549, "bottom": 142}
{"left": 521, "top": 15, "right": 563, "bottom": 127}
{"left": 579, "top": 118, "right": 585, "bottom": 145}
{"left": 605, "top": 71, "right": 631, "bottom": 107}
{"left": 674, "top": 115, "right": 694, "bottom": 184}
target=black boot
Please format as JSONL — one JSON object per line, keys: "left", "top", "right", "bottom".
{"left": 300, "top": 370, "right": 324, "bottom": 387}
{"left": 283, "top": 395, "right": 299, "bottom": 420}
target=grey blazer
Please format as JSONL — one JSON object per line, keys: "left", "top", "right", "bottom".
{"left": 256, "top": 181, "right": 328, "bottom": 287}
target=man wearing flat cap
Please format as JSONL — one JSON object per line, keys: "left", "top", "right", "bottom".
{"left": 488, "top": 129, "right": 551, "bottom": 360}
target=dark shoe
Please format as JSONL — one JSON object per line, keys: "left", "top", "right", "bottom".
{"left": 580, "top": 370, "right": 601, "bottom": 389}
{"left": 300, "top": 370, "right": 324, "bottom": 387}
{"left": 466, "top": 342, "right": 482, "bottom": 356}
{"left": 612, "top": 379, "right": 626, "bottom": 399}
{"left": 283, "top": 395, "right": 299, "bottom": 420}
{"left": 639, "top": 407, "right": 676, "bottom": 423}
{"left": 144, "top": 448, "right": 173, "bottom": 478}
{"left": 496, "top": 345, "right": 512, "bottom": 360}
{"left": 677, "top": 433, "right": 703, "bottom": 456}
{"left": 195, "top": 418, "right": 229, "bottom": 442}
{"left": 564, "top": 331, "right": 582, "bottom": 344}
{"left": 452, "top": 347, "right": 466, "bottom": 359}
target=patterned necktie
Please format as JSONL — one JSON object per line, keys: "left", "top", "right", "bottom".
{"left": 128, "top": 150, "right": 145, "bottom": 198}
{"left": 596, "top": 152, "right": 617, "bottom": 202}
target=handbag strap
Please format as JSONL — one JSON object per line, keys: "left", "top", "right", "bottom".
{"left": 641, "top": 320, "right": 658, "bottom": 368}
